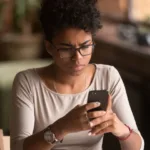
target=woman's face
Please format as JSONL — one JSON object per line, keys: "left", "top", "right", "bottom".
{"left": 46, "top": 28, "right": 93, "bottom": 76}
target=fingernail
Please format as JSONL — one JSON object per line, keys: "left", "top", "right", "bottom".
{"left": 88, "top": 132, "right": 92, "bottom": 136}
{"left": 90, "top": 122, "right": 94, "bottom": 127}
{"left": 88, "top": 132, "right": 95, "bottom": 136}
{"left": 96, "top": 102, "right": 101, "bottom": 106}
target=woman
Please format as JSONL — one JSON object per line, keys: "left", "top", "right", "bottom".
{"left": 10, "top": 0, "right": 144, "bottom": 150}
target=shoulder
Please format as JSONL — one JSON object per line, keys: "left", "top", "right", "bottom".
{"left": 95, "top": 64, "right": 119, "bottom": 76}
{"left": 13, "top": 68, "right": 41, "bottom": 92}
{"left": 12, "top": 69, "right": 40, "bottom": 102}
{"left": 95, "top": 64, "right": 122, "bottom": 86}
{"left": 14, "top": 68, "right": 37, "bottom": 83}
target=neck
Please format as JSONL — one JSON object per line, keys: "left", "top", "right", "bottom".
{"left": 52, "top": 64, "right": 87, "bottom": 87}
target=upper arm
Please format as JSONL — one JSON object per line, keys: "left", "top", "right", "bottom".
{"left": 10, "top": 72, "right": 35, "bottom": 150}
{"left": 109, "top": 66, "right": 138, "bottom": 129}
{"left": 108, "top": 66, "right": 144, "bottom": 149}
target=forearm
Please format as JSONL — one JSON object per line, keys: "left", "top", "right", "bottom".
{"left": 23, "top": 123, "right": 65, "bottom": 150}
{"left": 23, "top": 130, "right": 54, "bottom": 150}
{"left": 119, "top": 131, "right": 142, "bottom": 150}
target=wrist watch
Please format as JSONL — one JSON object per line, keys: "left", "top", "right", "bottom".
{"left": 44, "top": 127, "right": 60, "bottom": 144}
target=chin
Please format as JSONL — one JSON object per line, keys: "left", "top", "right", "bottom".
{"left": 69, "top": 68, "right": 84, "bottom": 76}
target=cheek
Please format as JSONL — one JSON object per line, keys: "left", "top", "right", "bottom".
{"left": 84, "top": 55, "right": 92, "bottom": 63}
{"left": 52, "top": 51, "right": 61, "bottom": 62}
{"left": 53, "top": 56, "right": 69, "bottom": 68}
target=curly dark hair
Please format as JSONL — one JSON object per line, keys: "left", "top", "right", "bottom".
{"left": 40, "top": 0, "right": 102, "bottom": 41}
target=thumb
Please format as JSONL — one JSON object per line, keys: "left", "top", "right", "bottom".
{"left": 106, "top": 94, "right": 112, "bottom": 112}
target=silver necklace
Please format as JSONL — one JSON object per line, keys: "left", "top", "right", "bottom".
{"left": 53, "top": 73, "right": 87, "bottom": 93}
{"left": 53, "top": 79, "right": 58, "bottom": 93}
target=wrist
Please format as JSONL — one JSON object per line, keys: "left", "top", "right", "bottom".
{"left": 50, "top": 120, "right": 67, "bottom": 141}
{"left": 116, "top": 124, "right": 133, "bottom": 141}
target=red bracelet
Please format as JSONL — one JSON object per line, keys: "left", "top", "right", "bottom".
{"left": 117, "top": 124, "right": 133, "bottom": 141}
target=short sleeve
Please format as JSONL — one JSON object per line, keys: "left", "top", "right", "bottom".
{"left": 10, "top": 72, "right": 35, "bottom": 150}
{"left": 108, "top": 66, "right": 144, "bottom": 150}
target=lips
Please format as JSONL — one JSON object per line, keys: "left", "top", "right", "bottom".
{"left": 71, "top": 65, "right": 84, "bottom": 71}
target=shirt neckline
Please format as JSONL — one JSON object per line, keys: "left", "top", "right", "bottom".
{"left": 34, "top": 64, "right": 98, "bottom": 96}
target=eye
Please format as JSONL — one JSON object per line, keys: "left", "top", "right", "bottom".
{"left": 81, "top": 45, "right": 90, "bottom": 49}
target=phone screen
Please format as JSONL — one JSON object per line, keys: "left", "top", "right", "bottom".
{"left": 87, "top": 90, "right": 109, "bottom": 112}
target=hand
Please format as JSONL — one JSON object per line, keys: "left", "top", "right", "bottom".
{"left": 88, "top": 95, "right": 130, "bottom": 138}
{"left": 53, "top": 102, "right": 106, "bottom": 136}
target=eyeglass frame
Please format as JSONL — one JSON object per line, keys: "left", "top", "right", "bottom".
{"left": 50, "top": 41, "right": 95, "bottom": 59}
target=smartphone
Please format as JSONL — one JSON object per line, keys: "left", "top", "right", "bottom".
{"left": 87, "top": 90, "right": 109, "bottom": 112}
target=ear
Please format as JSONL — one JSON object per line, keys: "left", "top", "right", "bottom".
{"left": 45, "top": 40, "right": 53, "bottom": 56}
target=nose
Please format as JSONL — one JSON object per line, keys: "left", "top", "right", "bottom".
{"left": 71, "top": 49, "right": 83, "bottom": 60}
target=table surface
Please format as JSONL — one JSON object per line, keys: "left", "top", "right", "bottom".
{"left": 0, "top": 59, "right": 52, "bottom": 88}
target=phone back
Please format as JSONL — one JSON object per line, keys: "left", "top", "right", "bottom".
{"left": 87, "top": 90, "right": 109, "bottom": 111}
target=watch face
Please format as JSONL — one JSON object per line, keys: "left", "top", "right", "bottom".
{"left": 44, "top": 130, "right": 54, "bottom": 143}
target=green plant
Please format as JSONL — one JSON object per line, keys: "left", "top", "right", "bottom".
{"left": 14, "top": 0, "right": 41, "bottom": 33}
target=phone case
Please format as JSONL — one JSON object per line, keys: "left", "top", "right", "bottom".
{"left": 87, "top": 90, "right": 108, "bottom": 111}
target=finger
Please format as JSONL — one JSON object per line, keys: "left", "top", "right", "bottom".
{"left": 82, "top": 113, "right": 93, "bottom": 129}
{"left": 90, "top": 112, "right": 114, "bottom": 127}
{"left": 95, "top": 126, "right": 113, "bottom": 135}
{"left": 83, "top": 111, "right": 94, "bottom": 127}
{"left": 88, "top": 111, "right": 106, "bottom": 119}
{"left": 84, "top": 102, "right": 101, "bottom": 112}
{"left": 90, "top": 120, "right": 113, "bottom": 135}
{"left": 82, "top": 120, "right": 92, "bottom": 130}
{"left": 106, "top": 95, "right": 112, "bottom": 112}
{"left": 85, "top": 119, "right": 93, "bottom": 129}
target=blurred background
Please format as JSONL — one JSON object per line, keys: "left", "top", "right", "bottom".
{"left": 0, "top": 0, "right": 150, "bottom": 149}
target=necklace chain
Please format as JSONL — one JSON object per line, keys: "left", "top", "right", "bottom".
{"left": 53, "top": 79, "right": 58, "bottom": 93}
{"left": 53, "top": 73, "right": 87, "bottom": 93}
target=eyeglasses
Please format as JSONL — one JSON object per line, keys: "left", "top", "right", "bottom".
{"left": 51, "top": 42, "right": 95, "bottom": 58}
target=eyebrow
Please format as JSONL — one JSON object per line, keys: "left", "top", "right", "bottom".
{"left": 59, "top": 40, "right": 91, "bottom": 47}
